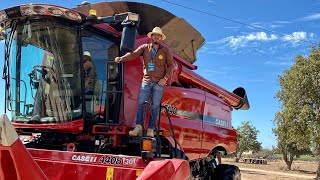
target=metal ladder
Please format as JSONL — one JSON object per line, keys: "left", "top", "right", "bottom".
{"left": 102, "top": 60, "right": 124, "bottom": 125}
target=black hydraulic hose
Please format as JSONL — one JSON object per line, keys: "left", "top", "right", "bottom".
{"left": 3, "top": 20, "right": 18, "bottom": 112}
{"left": 156, "top": 104, "right": 162, "bottom": 158}
{"left": 162, "top": 106, "right": 178, "bottom": 158}
{"left": 3, "top": 31, "right": 7, "bottom": 113}
{"left": 121, "top": 62, "right": 124, "bottom": 124}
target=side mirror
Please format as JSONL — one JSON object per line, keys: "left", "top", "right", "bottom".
{"left": 233, "top": 87, "right": 250, "bottom": 110}
{"left": 92, "top": 12, "right": 140, "bottom": 53}
{"left": 120, "top": 26, "right": 137, "bottom": 53}
{"left": 120, "top": 13, "right": 140, "bottom": 53}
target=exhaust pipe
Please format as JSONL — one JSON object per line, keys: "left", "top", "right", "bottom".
{"left": 232, "top": 87, "right": 250, "bottom": 110}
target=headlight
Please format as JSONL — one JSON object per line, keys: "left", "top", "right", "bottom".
{"left": 48, "top": 7, "right": 64, "bottom": 16}
{"left": 33, "top": 5, "right": 46, "bottom": 14}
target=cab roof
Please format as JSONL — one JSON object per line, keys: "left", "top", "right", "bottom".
{"left": 74, "top": 1, "right": 205, "bottom": 64}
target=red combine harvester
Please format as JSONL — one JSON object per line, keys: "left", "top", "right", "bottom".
{"left": 0, "top": 1, "right": 249, "bottom": 179}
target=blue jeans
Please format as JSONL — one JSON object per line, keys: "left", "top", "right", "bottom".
{"left": 136, "top": 81, "right": 165, "bottom": 129}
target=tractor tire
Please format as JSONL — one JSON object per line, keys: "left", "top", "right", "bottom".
{"left": 212, "top": 164, "right": 241, "bottom": 180}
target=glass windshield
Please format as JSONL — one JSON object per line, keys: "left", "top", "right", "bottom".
{"left": 8, "top": 22, "right": 82, "bottom": 123}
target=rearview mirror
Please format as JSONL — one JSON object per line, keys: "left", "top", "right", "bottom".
{"left": 120, "top": 26, "right": 137, "bottom": 53}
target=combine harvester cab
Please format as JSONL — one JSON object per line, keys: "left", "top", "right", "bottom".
{"left": 0, "top": 1, "right": 249, "bottom": 180}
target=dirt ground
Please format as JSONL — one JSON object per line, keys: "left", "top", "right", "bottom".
{"left": 223, "top": 158, "right": 318, "bottom": 180}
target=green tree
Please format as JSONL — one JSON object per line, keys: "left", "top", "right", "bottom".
{"left": 273, "top": 110, "right": 311, "bottom": 170}
{"left": 236, "top": 121, "right": 262, "bottom": 162}
{"left": 274, "top": 44, "right": 320, "bottom": 178}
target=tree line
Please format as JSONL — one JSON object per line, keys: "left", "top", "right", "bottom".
{"left": 273, "top": 44, "right": 320, "bottom": 179}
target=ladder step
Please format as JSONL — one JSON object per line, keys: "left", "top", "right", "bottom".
{"left": 97, "top": 122, "right": 119, "bottom": 126}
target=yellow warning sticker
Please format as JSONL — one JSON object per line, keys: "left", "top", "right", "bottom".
{"left": 158, "top": 55, "right": 163, "bottom": 59}
{"left": 136, "top": 170, "right": 142, "bottom": 177}
{"left": 106, "top": 167, "right": 114, "bottom": 180}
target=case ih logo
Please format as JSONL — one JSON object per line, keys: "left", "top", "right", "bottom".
{"left": 71, "top": 155, "right": 137, "bottom": 166}
{"left": 72, "top": 155, "right": 97, "bottom": 163}
{"left": 163, "top": 104, "right": 178, "bottom": 114}
{"left": 215, "top": 118, "right": 229, "bottom": 128}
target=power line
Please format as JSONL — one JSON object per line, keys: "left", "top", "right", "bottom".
{"left": 160, "top": 0, "right": 316, "bottom": 45}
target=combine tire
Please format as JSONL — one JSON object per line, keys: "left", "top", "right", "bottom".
{"left": 212, "top": 164, "right": 241, "bottom": 180}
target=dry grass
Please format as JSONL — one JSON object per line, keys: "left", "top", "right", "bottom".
{"left": 222, "top": 158, "right": 318, "bottom": 180}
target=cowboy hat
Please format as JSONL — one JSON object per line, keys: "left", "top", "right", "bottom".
{"left": 147, "top": 27, "right": 166, "bottom": 40}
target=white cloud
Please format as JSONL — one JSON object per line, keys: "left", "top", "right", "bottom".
{"left": 206, "top": 39, "right": 229, "bottom": 44}
{"left": 203, "top": 31, "right": 317, "bottom": 55}
{"left": 246, "top": 21, "right": 290, "bottom": 29}
{"left": 310, "top": 33, "right": 315, "bottom": 38}
{"left": 223, "top": 26, "right": 240, "bottom": 31}
{"left": 249, "top": 32, "right": 268, "bottom": 40}
{"left": 208, "top": 0, "right": 216, "bottom": 3}
{"left": 248, "top": 22, "right": 264, "bottom": 29}
{"left": 273, "top": 21, "right": 291, "bottom": 24}
{"left": 211, "top": 31, "right": 314, "bottom": 49}
{"left": 222, "top": 32, "right": 279, "bottom": 48}
{"left": 300, "top": 13, "right": 320, "bottom": 21}
{"left": 270, "top": 24, "right": 284, "bottom": 29}
{"left": 270, "top": 34, "right": 278, "bottom": 40}
{"left": 282, "top": 32, "right": 307, "bottom": 42}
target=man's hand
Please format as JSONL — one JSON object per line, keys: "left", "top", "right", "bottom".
{"left": 158, "top": 78, "right": 167, "bottom": 86}
{"left": 115, "top": 57, "right": 122, "bottom": 63}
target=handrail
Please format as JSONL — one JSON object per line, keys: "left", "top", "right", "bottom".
{"left": 157, "top": 105, "right": 178, "bottom": 158}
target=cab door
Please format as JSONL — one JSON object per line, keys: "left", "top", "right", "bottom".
{"left": 81, "top": 33, "right": 120, "bottom": 122}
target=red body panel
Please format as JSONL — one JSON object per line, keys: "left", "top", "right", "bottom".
{"left": 10, "top": 31, "right": 238, "bottom": 161}
{"left": 137, "top": 159, "right": 190, "bottom": 180}
{"left": 160, "top": 87, "right": 237, "bottom": 159}
{"left": 0, "top": 139, "right": 190, "bottom": 180}
{"left": 13, "top": 119, "right": 85, "bottom": 133}
{"left": 0, "top": 141, "right": 47, "bottom": 180}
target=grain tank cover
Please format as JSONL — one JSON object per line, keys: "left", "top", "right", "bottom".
{"left": 74, "top": 1, "right": 205, "bottom": 64}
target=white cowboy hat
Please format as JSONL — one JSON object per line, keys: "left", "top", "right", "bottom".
{"left": 83, "top": 51, "right": 91, "bottom": 57}
{"left": 147, "top": 27, "right": 166, "bottom": 40}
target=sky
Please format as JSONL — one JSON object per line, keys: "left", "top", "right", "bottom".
{"left": 0, "top": 0, "right": 319, "bottom": 148}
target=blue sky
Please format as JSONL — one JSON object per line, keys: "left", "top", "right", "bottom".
{"left": 1, "top": 0, "right": 319, "bottom": 148}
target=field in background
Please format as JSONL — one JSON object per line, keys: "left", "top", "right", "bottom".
{"left": 272, "top": 154, "right": 320, "bottom": 162}
{"left": 223, "top": 158, "right": 318, "bottom": 180}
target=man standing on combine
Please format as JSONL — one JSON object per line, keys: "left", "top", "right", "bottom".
{"left": 115, "top": 27, "right": 173, "bottom": 137}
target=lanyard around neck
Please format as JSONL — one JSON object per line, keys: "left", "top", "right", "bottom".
{"left": 151, "top": 47, "right": 159, "bottom": 61}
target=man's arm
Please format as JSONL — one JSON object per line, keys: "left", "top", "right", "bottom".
{"left": 164, "top": 47, "right": 174, "bottom": 80}
{"left": 115, "top": 44, "right": 146, "bottom": 63}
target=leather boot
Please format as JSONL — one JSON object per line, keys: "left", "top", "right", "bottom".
{"left": 129, "top": 125, "right": 142, "bottom": 136}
